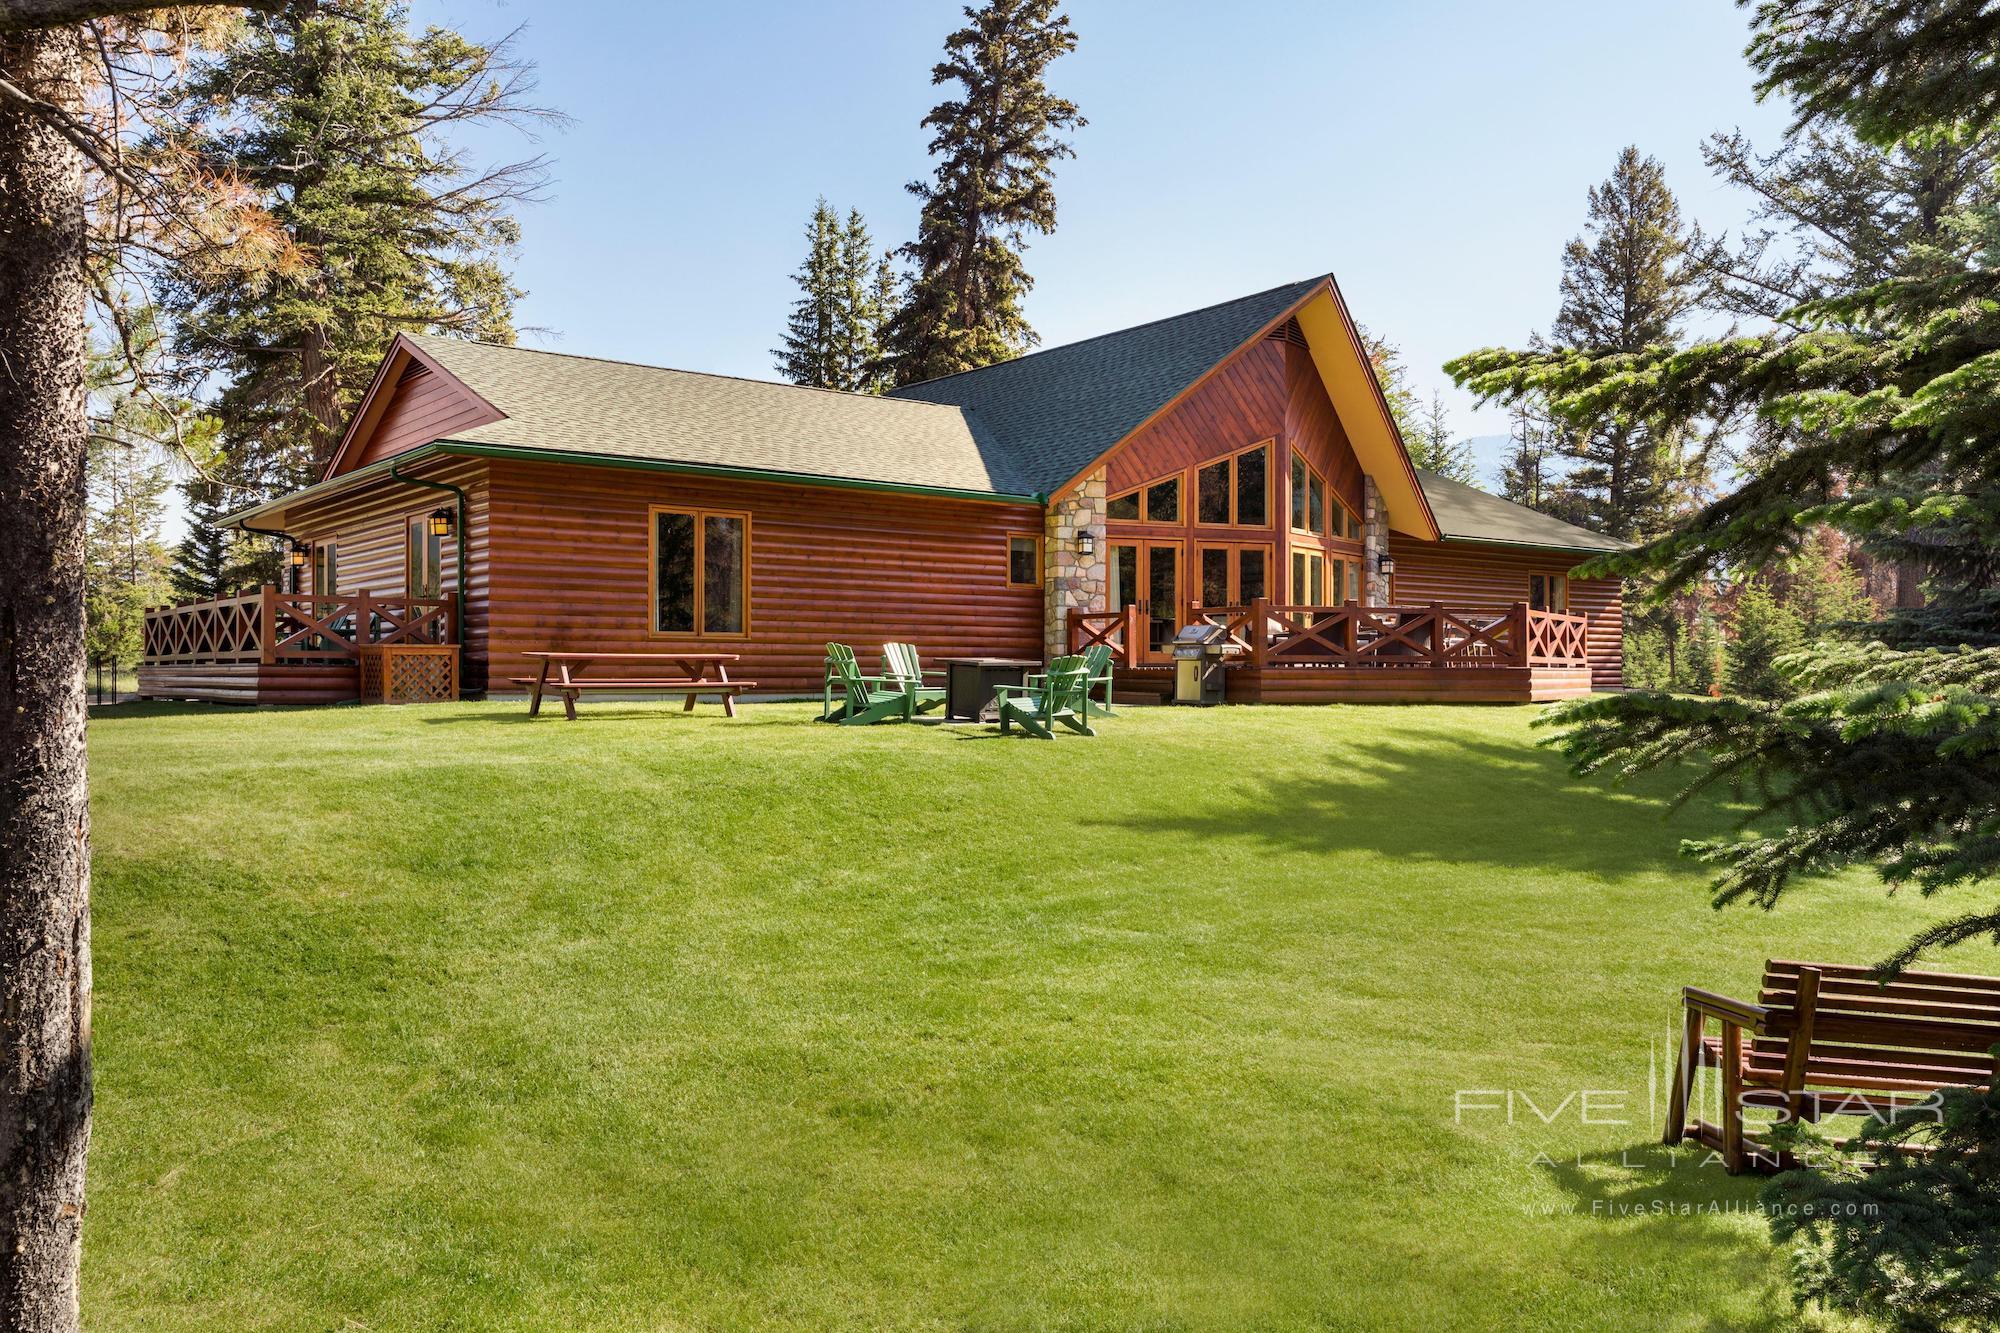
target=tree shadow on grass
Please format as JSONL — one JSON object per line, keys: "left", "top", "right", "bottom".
{"left": 1089, "top": 727, "right": 1732, "bottom": 882}
{"left": 1533, "top": 1143, "right": 1808, "bottom": 1329}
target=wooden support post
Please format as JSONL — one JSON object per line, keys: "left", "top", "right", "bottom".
{"left": 354, "top": 589, "right": 373, "bottom": 649}
{"left": 1513, "top": 600, "right": 1530, "bottom": 667}
{"left": 1665, "top": 1004, "right": 1703, "bottom": 1144}
{"left": 1720, "top": 1020, "right": 1745, "bottom": 1173}
{"left": 1122, "top": 601, "right": 1142, "bottom": 668}
{"left": 1428, "top": 601, "right": 1446, "bottom": 666}
{"left": 1250, "top": 596, "right": 1269, "bottom": 669}
{"left": 1779, "top": 967, "right": 1821, "bottom": 1141}
{"left": 258, "top": 585, "right": 276, "bottom": 665}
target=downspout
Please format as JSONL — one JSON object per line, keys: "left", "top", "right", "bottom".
{"left": 236, "top": 518, "right": 303, "bottom": 593}
{"left": 390, "top": 456, "right": 468, "bottom": 647}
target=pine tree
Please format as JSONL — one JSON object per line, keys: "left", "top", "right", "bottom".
{"left": 1406, "top": 392, "right": 1477, "bottom": 484}
{"left": 158, "top": 0, "right": 551, "bottom": 492}
{"left": 1723, "top": 580, "right": 1803, "bottom": 700}
{"left": 774, "top": 199, "right": 844, "bottom": 389}
{"left": 1359, "top": 327, "right": 1420, "bottom": 442}
{"left": 776, "top": 204, "right": 899, "bottom": 393}
{"left": 1449, "top": 0, "right": 2000, "bottom": 967}
{"left": 1496, "top": 397, "right": 1563, "bottom": 511}
{"left": 167, "top": 480, "right": 249, "bottom": 603}
{"left": 883, "top": 0, "right": 1084, "bottom": 386}
{"left": 1548, "top": 147, "right": 1708, "bottom": 542}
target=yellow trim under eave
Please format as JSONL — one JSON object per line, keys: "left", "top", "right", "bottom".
{"left": 1292, "top": 283, "right": 1441, "bottom": 542}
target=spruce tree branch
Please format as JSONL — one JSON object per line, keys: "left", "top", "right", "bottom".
{"left": 0, "top": 0, "right": 281, "bottom": 33}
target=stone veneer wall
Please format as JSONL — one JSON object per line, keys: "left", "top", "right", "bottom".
{"left": 1363, "top": 475, "right": 1390, "bottom": 605}
{"left": 1044, "top": 467, "right": 1107, "bottom": 661}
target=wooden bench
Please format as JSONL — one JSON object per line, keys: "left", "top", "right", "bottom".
{"left": 514, "top": 651, "right": 751, "bottom": 720}
{"left": 1666, "top": 958, "right": 2000, "bottom": 1173}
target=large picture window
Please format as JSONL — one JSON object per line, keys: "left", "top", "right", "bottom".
{"left": 651, "top": 506, "right": 750, "bottom": 636}
{"left": 1109, "top": 473, "right": 1184, "bottom": 525}
{"left": 1290, "top": 454, "right": 1362, "bottom": 540}
{"left": 1194, "top": 442, "right": 1270, "bottom": 528}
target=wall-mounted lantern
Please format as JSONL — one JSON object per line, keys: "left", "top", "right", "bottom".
{"left": 1376, "top": 552, "right": 1395, "bottom": 577}
{"left": 288, "top": 542, "right": 309, "bottom": 568}
{"left": 1078, "top": 532, "right": 1096, "bottom": 558}
{"left": 428, "top": 507, "right": 456, "bottom": 539}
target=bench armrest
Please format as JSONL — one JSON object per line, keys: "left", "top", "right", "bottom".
{"left": 1682, "top": 986, "right": 1774, "bottom": 1033}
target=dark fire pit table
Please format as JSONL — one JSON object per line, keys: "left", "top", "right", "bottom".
{"left": 938, "top": 656, "right": 1043, "bottom": 722}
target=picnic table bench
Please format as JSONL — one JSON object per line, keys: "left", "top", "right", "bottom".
{"left": 511, "top": 651, "right": 753, "bottom": 720}
{"left": 1666, "top": 958, "right": 2000, "bottom": 1173}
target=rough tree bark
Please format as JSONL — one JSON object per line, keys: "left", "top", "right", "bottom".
{"left": 0, "top": 21, "right": 92, "bottom": 1333}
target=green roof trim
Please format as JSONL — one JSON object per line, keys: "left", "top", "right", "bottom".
{"left": 1412, "top": 469, "right": 1630, "bottom": 555}
{"left": 216, "top": 447, "right": 437, "bottom": 526}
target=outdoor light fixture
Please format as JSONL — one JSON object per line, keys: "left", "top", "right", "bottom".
{"left": 428, "top": 507, "right": 455, "bottom": 538}
{"left": 1078, "top": 532, "right": 1096, "bottom": 558}
{"left": 1376, "top": 552, "right": 1395, "bottom": 576}
{"left": 288, "top": 542, "right": 308, "bottom": 568}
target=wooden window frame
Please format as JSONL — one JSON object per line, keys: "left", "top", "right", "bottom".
{"left": 1193, "top": 440, "right": 1273, "bottom": 530}
{"left": 1005, "top": 532, "right": 1043, "bottom": 588}
{"left": 1108, "top": 469, "right": 1189, "bottom": 526}
{"left": 312, "top": 542, "right": 337, "bottom": 596}
{"left": 1194, "top": 540, "right": 1275, "bottom": 606}
{"left": 405, "top": 514, "right": 443, "bottom": 600}
{"left": 1290, "top": 548, "right": 1328, "bottom": 605}
{"left": 647, "top": 504, "right": 753, "bottom": 640}
{"left": 1530, "top": 572, "right": 1569, "bottom": 613}
{"left": 1289, "top": 453, "right": 1366, "bottom": 543}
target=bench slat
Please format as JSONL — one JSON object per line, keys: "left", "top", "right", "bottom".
{"left": 1765, "top": 959, "right": 2000, "bottom": 994}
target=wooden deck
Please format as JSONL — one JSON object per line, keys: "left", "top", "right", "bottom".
{"left": 1073, "top": 599, "right": 1597, "bottom": 705}
{"left": 137, "top": 588, "right": 456, "bottom": 705}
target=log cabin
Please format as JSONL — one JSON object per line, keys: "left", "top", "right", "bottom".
{"left": 141, "top": 274, "right": 1626, "bottom": 706}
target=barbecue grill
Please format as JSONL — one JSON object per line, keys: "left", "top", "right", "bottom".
{"left": 1171, "top": 620, "right": 1241, "bottom": 705}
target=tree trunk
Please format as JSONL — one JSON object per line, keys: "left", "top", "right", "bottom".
{"left": 0, "top": 24, "right": 93, "bottom": 1333}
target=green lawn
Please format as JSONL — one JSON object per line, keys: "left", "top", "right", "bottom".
{"left": 82, "top": 699, "right": 1956, "bottom": 1330}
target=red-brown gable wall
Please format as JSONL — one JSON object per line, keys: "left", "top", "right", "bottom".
{"left": 1101, "top": 331, "right": 1369, "bottom": 604}
{"left": 347, "top": 363, "right": 501, "bottom": 471}
{"left": 1385, "top": 534, "right": 1624, "bottom": 687}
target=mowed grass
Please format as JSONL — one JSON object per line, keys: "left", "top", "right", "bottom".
{"left": 81, "top": 699, "right": 1960, "bottom": 1330}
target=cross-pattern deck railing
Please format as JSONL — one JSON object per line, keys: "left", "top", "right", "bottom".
{"left": 143, "top": 587, "right": 457, "bottom": 665}
{"left": 1070, "top": 599, "right": 1589, "bottom": 670}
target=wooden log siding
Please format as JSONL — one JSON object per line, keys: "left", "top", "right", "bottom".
{"left": 480, "top": 459, "right": 1045, "bottom": 694}
{"left": 283, "top": 456, "right": 490, "bottom": 683}
{"left": 1385, "top": 534, "right": 1623, "bottom": 688}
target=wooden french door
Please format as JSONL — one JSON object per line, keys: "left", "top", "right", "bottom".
{"left": 1109, "top": 539, "right": 1183, "bottom": 663}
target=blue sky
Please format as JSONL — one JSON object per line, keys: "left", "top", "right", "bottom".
{"left": 417, "top": 0, "right": 1795, "bottom": 476}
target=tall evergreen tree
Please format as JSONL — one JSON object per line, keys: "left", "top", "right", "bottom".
{"left": 1359, "top": 326, "right": 1420, "bottom": 442}
{"left": 1496, "top": 397, "right": 1563, "bottom": 512}
{"left": 883, "top": 0, "right": 1083, "bottom": 386}
{"left": 774, "top": 198, "right": 844, "bottom": 389}
{"left": 1451, "top": 10, "right": 2000, "bottom": 1310}
{"left": 1548, "top": 147, "right": 1708, "bottom": 542}
{"left": 1406, "top": 391, "right": 1477, "bottom": 484}
{"left": 776, "top": 202, "right": 898, "bottom": 393}
{"left": 157, "top": 0, "right": 552, "bottom": 493}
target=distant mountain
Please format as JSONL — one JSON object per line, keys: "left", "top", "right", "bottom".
{"left": 1461, "top": 434, "right": 1511, "bottom": 492}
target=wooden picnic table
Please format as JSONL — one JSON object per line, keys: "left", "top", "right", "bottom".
{"left": 512, "top": 651, "right": 751, "bottom": 720}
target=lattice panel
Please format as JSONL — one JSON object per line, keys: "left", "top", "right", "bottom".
{"left": 359, "top": 646, "right": 459, "bottom": 704}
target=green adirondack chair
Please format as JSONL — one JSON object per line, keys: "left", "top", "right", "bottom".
{"left": 819, "top": 643, "right": 913, "bottom": 725}
{"left": 1025, "top": 642, "right": 1116, "bottom": 720}
{"left": 993, "top": 654, "right": 1095, "bottom": 739}
{"left": 881, "top": 642, "right": 948, "bottom": 715}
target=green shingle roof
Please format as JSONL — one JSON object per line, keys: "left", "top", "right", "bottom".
{"left": 403, "top": 333, "right": 1038, "bottom": 497}
{"left": 890, "top": 276, "right": 1328, "bottom": 492}
{"left": 1413, "top": 468, "right": 1629, "bottom": 554}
